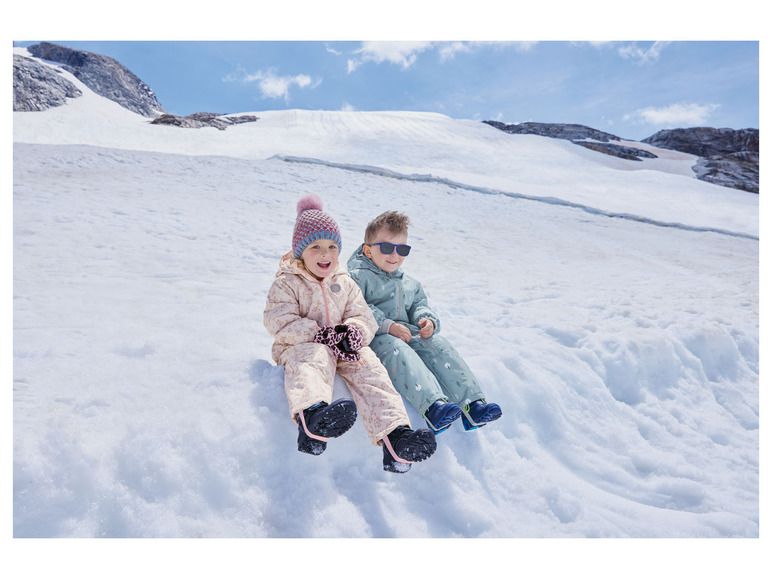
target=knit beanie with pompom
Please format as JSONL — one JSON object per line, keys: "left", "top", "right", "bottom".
{"left": 291, "top": 194, "right": 343, "bottom": 258}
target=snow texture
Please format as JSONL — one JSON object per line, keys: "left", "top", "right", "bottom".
{"left": 10, "top": 46, "right": 761, "bottom": 575}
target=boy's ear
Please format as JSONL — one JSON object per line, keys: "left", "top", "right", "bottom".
{"left": 363, "top": 244, "right": 372, "bottom": 259}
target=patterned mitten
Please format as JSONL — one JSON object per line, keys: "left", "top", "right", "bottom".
{"left": 333, "top": 324, "right": 363, "bottom": 361}
{"left": 313, "top": 326, "right": 340, "bottom": 348}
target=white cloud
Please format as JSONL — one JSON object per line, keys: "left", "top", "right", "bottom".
{"left": 438, "top": 41, "right": 536, "bottom": 62}
{"left": 625, "top": 102, "right": 720, "bottom": 127}
{"left": 618, "top": 41, "right": 672, "bottom": 64}
{"left": 437, "top": 41, "right": 473, "bottom": 61}
{"left": 346, "top": 41, "right": 535, "bottom": 72}
{"left": 226, "top": 68, "right": 321, "bottom": 102}
{"left": 347, "top": 41, "right": 433, "bottom": 72}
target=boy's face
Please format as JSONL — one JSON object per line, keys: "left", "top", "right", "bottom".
{"left": 363, "top": 228, "right": 408, "bottom": 273}
{"left": 301, "top": 239, "right": 340, "bottom": 280}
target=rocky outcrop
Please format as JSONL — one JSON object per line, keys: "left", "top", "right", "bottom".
{"left": 484, "top": 120, "right": 620, "bottom": 143}
{"left": 642, "top": 127, "right": 758, "bottom": 158}
{"left": 643, "top": 128, "right": 759, "bottom": 193}
{"left": 151, "top": 112, "right": 259, "bottom": 130}
{"left": 13, "top": 54, "right": 82, "bottom": 111}
{"left": 574, "top": 141, "right": 657, "bottom": 161}
{"left": 16, "top": 42, "right": 256, "bottom": 131}
{"left": 691, "top": 152, "right": 759, "bottom": 194}
{"left": 486, "top": 120, "right": 759, "bottom": 193}
{"left": 25, "top": 42, "right": 165, "bottom": 117}
{"left": 484, "top": 120, "right": 656, "bottom": 162}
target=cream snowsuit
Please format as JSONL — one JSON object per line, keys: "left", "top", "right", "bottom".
{"left": 263, "top": 255, "right": 411, "bottom": 445}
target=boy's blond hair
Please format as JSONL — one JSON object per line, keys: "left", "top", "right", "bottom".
{"left": 364, "top": 211, "right": 411, "bottom": 244}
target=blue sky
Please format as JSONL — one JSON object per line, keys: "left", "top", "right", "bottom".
{"left": 17, "top": 40, "right": 759, "bottom": 141}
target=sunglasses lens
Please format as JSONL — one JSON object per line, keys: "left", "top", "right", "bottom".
{"left": 396, "top": 245, "right": 411, "bottom": 256}
{"left": 378, "top": 242, "right": 395, "bottom": 254}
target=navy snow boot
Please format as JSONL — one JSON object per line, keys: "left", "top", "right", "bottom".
{"left": 297, "top": 399, "right": 358, "bottom": 455}
{"left": 461, "top": 399, "right": 502, "bottom": 431}
{"left": 382, "top": 425, "right": 437, "bottom": 473}
{"left": 424, "top": 399, "right": 462, "bottom": 434}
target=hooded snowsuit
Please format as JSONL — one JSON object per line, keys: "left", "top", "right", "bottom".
{"left": 263, "top": 254, "right": 410, "bottom": 445}
{"left": 347, "top": 245, "right": 484, "bottom": 415}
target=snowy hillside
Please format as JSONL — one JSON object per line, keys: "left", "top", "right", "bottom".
{"left": 12, "top": 46, "right": 760, "bottom": 566}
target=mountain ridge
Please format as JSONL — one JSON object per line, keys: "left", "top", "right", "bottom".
{"left": 484, "top": 120, "right": 758, "bottom": 193}
{"left": 24, "top": 42, "right": 164, "bottom": 118}
{"left": 13, "top": 41, "right": 758, "bottom": 194}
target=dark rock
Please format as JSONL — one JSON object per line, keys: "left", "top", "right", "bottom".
{"left": 150, "top": 112, "right": 259, "bottom": 130}
{"left": 574, "top": 141, "right": 657, "bottom": 161}
{"left": 642, "top": 127, "right": 758, "bottom": 157}
{"left": 13, "top": 54, "right": 82, "bottom": 111}
{"left": 484, "top": 120, "right": 655, "bottom": 161}
{"left": 643, "top": 128, "right": 758, "bottom": 193}
{"left": 26, "top": 42, "right": 164, "bottom": 117}
{"left": 484, "top": 120, "right": 622, "bottom": 143}
{"left": 486, "top": 120, "right": 759, "bottom": 193}
{"left": 693, "top": 152, "right": 759, "bottom": 193}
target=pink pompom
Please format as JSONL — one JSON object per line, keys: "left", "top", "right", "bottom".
{"left": 297, "top": 194, "right": 324, "bottom": 214}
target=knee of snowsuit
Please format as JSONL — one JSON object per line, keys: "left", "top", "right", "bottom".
{"left": 369, "top": 332, "right": 485, "bottom": 415}
{"left": 280, "top": 341, "right": 411, "bottom": 445}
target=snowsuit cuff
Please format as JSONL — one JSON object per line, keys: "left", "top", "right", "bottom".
{"left": 379, "top": 319, "right": 395, "bottom": 335}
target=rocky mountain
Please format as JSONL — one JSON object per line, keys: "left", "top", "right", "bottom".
{"left": 13, "top": 53, "right": 83, "bottom": 112}
{"left": 643, "top": 128, "right": 759, "bottom": 193}
{"left": 23, "top": 42, "right": 165, "bottom": 118}
{"left": 14, "top": 42, "right": 259, "bottom": 130}
{"left": 486, "top": 121, "right": 759, "bottom": 194}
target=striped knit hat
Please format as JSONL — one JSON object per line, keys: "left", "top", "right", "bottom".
{"left": 292, "top": 194, "right": 342, "bottom": 258}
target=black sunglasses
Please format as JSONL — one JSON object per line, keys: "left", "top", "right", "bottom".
{"left": 369, "top": 242, "right": 411, "bottom": 257}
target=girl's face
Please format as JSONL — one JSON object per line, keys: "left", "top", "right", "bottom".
{"left": 301, "top": 239, "right": 340, "bottom": 280}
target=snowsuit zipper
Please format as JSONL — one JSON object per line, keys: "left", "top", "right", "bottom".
{"left": 396, "top": 274, "right": 404, "bottom": 323}
{"left": 318, "top": 279, "right": 331, "bottom": 326}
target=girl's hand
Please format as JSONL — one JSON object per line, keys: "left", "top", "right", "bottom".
{"left": 389, "top": 323, "right": 412, "bottom": 342}
{"left": 418, "top": 319, "right": 435, "bottom": 338}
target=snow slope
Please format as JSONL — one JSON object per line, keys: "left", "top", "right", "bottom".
{"left": 11, "top": 47, "right": 760, "bottom": 571}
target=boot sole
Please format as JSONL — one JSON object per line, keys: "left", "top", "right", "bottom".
{"left": 297, "top": 399, "right": 357, "bottom": 455}
{"left": 307, "top": 399, "right": 358, "bottom": 438}
{"left": 462, "top": 405, "right": 502, "bottom": 431}
{"left": 394, "top": 429, "right": 437, "bottom": 463}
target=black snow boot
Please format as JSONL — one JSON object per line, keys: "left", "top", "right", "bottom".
{"left": 297, "top": 399, "right": 358, "bottom": 455}
{"left": 382, "top": 425, "right": 437, "bottom": 473}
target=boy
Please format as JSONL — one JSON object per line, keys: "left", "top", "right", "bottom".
{"left": 347, "top": 211, "right": 502, "bottom": 433}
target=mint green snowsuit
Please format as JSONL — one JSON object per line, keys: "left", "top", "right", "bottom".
{"left": 347, "top": 244, "right": 484, "bottom": 415}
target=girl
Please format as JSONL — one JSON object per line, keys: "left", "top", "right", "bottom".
{"left": 263, "top": 195, "right": 436, "bottom": 473}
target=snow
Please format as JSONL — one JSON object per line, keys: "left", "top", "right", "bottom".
{"left": 11, "top": 49, "right": 761, "bottom": 574}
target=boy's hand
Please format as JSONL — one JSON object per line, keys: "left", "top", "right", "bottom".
{"left": 388, "top": 323, "right": 412, "bottom": 342}
{"left": 418, "top": 319, "right": 435, "bottom": 338}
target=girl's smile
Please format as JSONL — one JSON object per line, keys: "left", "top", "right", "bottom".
{"left": 300, "top": 240, "right": 340, "bottom": 280}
